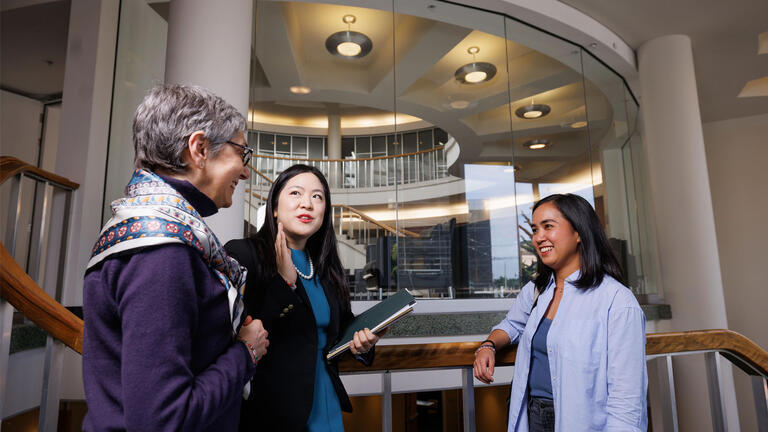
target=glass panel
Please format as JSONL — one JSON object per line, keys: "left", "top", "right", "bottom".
{"left": 244, "top": 0, "right": 652, "bottom": 301}
{"left": 308, "top": 136, "right": 324, "bottom": 159}
{"left": 292, "top": 136, "right": 308, "bottom": 158}
{"left": 505, "top": 17, "right": 590, "bottom": 288}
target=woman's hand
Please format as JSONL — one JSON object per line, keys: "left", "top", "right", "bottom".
{"left": 349, "top": 327, "right": 385, "bottom": 355}
{"left": 275, "top": 223, "right": 297, "bottom": 286}
{"left": 238, "top": 316, "right": 269, "bottom": 362}
{"left": 473, "top": 345, "right": 496, "bottom": 384}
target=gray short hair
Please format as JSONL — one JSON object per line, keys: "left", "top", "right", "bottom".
{"left": 133, "top": 84, "right": 247, "bottom": 173}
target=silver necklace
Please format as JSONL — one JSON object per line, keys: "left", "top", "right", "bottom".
{"left": 293, "top": 254, "right": 314, "bottom": 280}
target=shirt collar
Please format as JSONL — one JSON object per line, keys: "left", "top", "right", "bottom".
{"left": 157, "top": 174, "right": 218, "bottom": 217}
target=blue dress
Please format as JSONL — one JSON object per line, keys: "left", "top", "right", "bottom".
{"left": 291, "top": 249, "right": 345, "bottom": 432}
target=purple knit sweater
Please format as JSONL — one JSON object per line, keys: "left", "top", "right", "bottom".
{"left": 82, "top": 176, "right": 256, "bottom": 431}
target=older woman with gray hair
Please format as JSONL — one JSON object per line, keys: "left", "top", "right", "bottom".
{"left": 83, "top": 84, "right": 268, "bottom": 431}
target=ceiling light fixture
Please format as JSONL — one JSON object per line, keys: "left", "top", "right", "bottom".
{"left": 455, "top": 46, "right": 496, "bottom": 84}
{"left": 289, "top": 86, "right": 311, "bottom": 95}
{"left": 325, "top": 15, "right": 372, "bottom": 59}
{"left": 449, "top": 100, "right": 470, "bottom": 109}
{"left": 515, "top": 100, "right": 551, "bottom": 119}
{"left": 570, "top": 120, "right": 588, "bottom": 128}
{"left": 524, "top": 139, "right": 549, "bottom": 150}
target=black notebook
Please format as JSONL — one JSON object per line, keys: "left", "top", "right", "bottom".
{"left": 327, "top": 290, "right": 416, "bottom": 360}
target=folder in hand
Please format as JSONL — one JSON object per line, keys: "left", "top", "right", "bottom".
{"left": 327, "top": 290, "right": 416, "bottom": 360}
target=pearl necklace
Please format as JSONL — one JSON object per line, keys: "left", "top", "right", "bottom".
{"left": 293, "top": 254, "right": 314, "bottom": 280}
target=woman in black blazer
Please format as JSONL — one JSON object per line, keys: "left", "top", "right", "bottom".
{"left": 225, "top": 164, "right": 381, "bottom": 432}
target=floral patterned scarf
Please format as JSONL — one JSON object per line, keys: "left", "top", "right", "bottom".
{"left": 87, "top": 169, "right": 247, "bottom": 336}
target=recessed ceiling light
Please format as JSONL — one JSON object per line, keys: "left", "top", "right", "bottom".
{"left": 515, "top": 104, "right": 551, "bottom": 119}
{"left": 570, "top": 120, "right": 588, "bottom": 128}
{"left": 289, "top": 86, "right": 311, "bottom": 94}
{"left": 449, "top": 100, "right": 470, "bottom": 109}
{"left": 524, "top": 139, "right": 549, "bottom": 150}
{"left": 503, "top": 166, "right": 519, "bottom": 173}
{"left": 342, "top": 14, "right": 356, "bottom": 24}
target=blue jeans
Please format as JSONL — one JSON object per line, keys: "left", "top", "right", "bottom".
{"left": 528, "top": 396, "right": 555, "bottom": 432}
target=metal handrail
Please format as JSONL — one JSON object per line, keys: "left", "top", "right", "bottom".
{"left": 245, "top": 189, "right": 418, "bottom": 238}
{"left": 252, "top": 145, "right": 445, "bottom": 163}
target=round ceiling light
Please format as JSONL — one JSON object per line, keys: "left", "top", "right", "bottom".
{"left": 515, "top": 104, "right": 551, "bottom": 119}
{"left": 524, "top": 139, "right": 549, "bottom": 150}
{"left": 455, "top": 62, "right": 496, "bottom": 84}
{"left": 326, "top": 15, "right": 372, "bottom": 59}
{"left": 289, "top": 86, "right": 311, "bottom": 94}
{"left": 455, "top": 46, "right": 496, "bottom": 84}
{"left": 326, "top": 31, "right": 372, "bottom": 58}
{"left": 570, "top": 120, "right": 588, "bottom": 128}
{"left": 449, "top": 100, "right": 470, "bottom": 109}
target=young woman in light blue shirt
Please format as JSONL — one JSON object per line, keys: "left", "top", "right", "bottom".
{"left": 473, "top": 194, "right": 647, "bottom": 432}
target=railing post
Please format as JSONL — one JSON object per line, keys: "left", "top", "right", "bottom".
{"left": 649, "top": 355, "right": 679, "bottom": 432}
{"left": 705, "top": 351, "right": 728, "bottom": 432}
{"left": 39, "top": 336, "right": 65, "bottom": 431}
{"left": 752, "top": 376, "right": 768, "bottom": 432}
{"left": 382, "top": 371, "right": 392, "bottom": 432}
{"left": 462, "top": 366, "right": 476, "bottom": 432}
{"left": 1, "top": 174, "right": 25, "bottom": 425}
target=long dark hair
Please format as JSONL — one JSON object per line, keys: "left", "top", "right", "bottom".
{"left": 252, "top": 164, "right": 350, "bottom": 308}
{"left": 532, "top": 194, "right": 625, "bottom": 292}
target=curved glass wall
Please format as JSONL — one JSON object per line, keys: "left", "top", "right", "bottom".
{"left": 106, "top": 0, "right": 657, "bottom": 301}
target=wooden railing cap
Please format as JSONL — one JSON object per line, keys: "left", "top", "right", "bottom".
{"left": 0, "top": 155, "right": 80, "bottom": 190}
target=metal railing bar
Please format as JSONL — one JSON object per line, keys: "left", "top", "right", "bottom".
{"left": 705, "top": 351, "right": 728, "bottom": 432}
{"left": 751, "top": 376, "right": 768, "bottom": 431}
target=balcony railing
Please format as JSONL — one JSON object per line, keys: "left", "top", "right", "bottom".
{"left": 1, "top": 156, "right": 79, "bottom": 430}
{"left": 249, "top": 144, "right": 448, "bottom": 192}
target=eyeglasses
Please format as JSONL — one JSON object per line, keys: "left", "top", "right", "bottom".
{"left": 222, "top": 140, "right": 254, "bottom": 166}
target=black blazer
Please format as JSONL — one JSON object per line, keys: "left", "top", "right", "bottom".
{"left": 225, "top": 238, "right": 373, "bottom": 432}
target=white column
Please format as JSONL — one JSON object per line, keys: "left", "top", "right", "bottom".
{"left": 638, "top": 34, "right": 739, "bottom": 431}
{"left": 165, "top": 0, "right": 253, "bottom": 244}
{"left": 327, "top": 108, "right": 342, "bottom": 188}
{"left": 327, "top": 113, "right": 342, "bottom": 159}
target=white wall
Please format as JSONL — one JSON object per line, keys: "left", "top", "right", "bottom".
{"left": 0, "top": 90, "right": 42, "bottom": 164}
{"left": 704, "top": 112, "right": 768, "bottom": 432}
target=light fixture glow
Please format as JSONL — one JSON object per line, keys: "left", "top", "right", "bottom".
{"left": 515, "top": 104, "right": 551, "bottom": 119}
{"left": 570, "top": 120, "right": 588, "bottom": 128}
{"left": 289, "top": 86, "right": 311, "bottom": 94}
{"left": 342, "top": 14, "right": 356, "bottom": 24}
{"left": 464, "top": 70, "right": 487, "bottom": 83}
{"left": 449, "top": 100, "right": 470, "bottom": 109}
{"left": 524, "top": 139, "right": 549, "bottom": 150}
{"left": 336, "top": 41, "right": 362, "bottom": 56}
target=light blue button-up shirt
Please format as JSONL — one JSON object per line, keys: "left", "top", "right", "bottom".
{"left": 492, "top": 272, "right": 647, "bottom": 431}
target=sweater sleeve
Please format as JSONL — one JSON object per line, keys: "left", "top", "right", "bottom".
{"left": 116, "top": 244, "right": 256, "bottom": 431}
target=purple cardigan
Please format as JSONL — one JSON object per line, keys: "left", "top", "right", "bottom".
{"left": 82, "top": 176, "right": 256, "bottom": 431}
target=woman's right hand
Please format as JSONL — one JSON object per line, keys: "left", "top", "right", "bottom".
{"left": 238, "top": 316, "right": 269, "bottom": 361}
{"left": 473, "top": 345, "right": 496, "bottom": 384}
{"left": 275, "top": 223, "right": 297, "bottom": 286}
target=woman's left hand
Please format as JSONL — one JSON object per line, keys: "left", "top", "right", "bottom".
{"left": 349, "top": 328, "right": 385, "bottom": 355}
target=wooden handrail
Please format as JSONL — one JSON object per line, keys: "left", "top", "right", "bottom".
{"left": 0, "top": 156, "right": 80, "bottom": 190}
{"left": 0, "top": 242, "right": 83, "bottom": 353}
{"left": 334, "top": 203, "right": 420, "bottom": 238}
{"left": 250, "top": 145, "right": 445, "bottom": 163}
{"left": 245, "top": 190, "right": 419, "bottom": 238}
{"left": 338, "top": 330, "right": 768, "bottom": 376}
{"left": 247, "top": 166, "right": 274, "bottom": 184}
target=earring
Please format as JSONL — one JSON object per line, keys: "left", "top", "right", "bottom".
{"left": 200, "top": 161, "right": 205, "bottom": 168}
